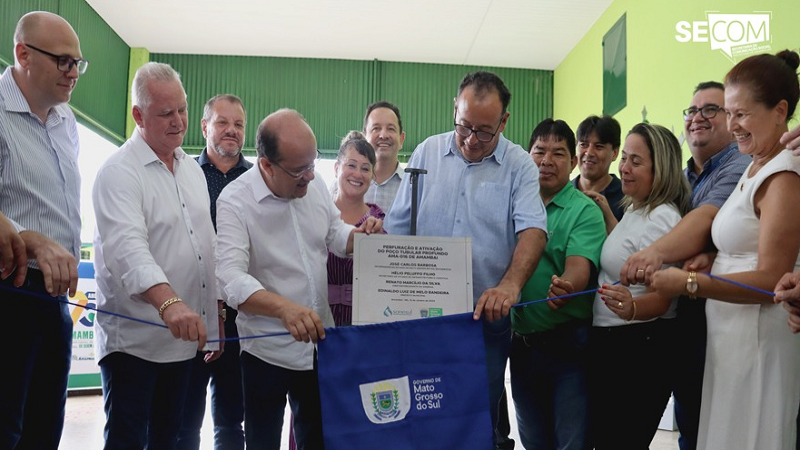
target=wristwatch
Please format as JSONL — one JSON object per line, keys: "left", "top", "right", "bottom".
{"left": 218, "top": 308, "right": 227, "bottom": 322}
{"left": 686, "top": 271, "right": 698, "bottom": 299}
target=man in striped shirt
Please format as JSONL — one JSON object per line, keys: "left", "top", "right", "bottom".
{"left": 0, "top": 11, "right": 86, "bottom": 450}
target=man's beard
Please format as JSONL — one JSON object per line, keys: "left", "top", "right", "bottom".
{"left": 212, "top": 142, "right": 242, "bottom": 158}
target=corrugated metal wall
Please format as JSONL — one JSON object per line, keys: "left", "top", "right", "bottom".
{"left": 1, "top": 1, "right": 551, "bottom": 153}
{"left": 0, "top": 0, "right": 130, "bottom": 145}
{"left": 378, "top": 61, "right": 553, "bottom": 160}
{"left": 152, "top": 55, "right": 553, "bottom": 160}
{"left": 60, "top": 0, "right": 129, "bottom": 144}
{"left": 0, "top": 0, "right": 59, "bottom": 66}
{"left": 152, "top": 53, "right": 375, "bottom": 157}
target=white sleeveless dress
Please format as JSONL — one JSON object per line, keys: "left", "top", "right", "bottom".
{"left": 699, "top": 150, "right": 800, "bottom": 450}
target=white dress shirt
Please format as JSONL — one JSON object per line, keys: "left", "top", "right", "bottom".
{"left": 93, "top": 130, "right": 219, "bottom": 363}
{"left": 216, "top": 168, "right": 353, "bottom": 371}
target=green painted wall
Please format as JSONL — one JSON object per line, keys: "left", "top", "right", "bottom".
{"left": 0, "top": 0, "right": 130, "bottom": 145}
{"left": 151, "top": 54, "right": 553, "bottom": 160}
{"left": 126, "top": 47, "right": 150, "bottom": 138}
{"left": 555, "top": 0, "right": 800, "bottom": 171}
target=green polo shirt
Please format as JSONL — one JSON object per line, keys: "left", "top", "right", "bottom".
{"left": 512, "top": 182, "right": 606, "bottom": 333}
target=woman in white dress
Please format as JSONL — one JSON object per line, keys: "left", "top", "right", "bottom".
{"left": 590, "top": 123, "right": 691, "bottom": 450}
{"left": 652, "top": 49, "right": 800, "bottom": 450}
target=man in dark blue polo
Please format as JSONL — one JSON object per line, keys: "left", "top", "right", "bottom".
{"left": 178, "top": 94, "right": 252, "bottom": 450}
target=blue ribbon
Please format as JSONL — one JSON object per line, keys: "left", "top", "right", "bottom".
{"left": 513, "top": 281, "right": 620, "bottom": 308}
{"left": 706, "top": 273, "right": 776, "bottom": 297}
{"left": 0, "top": 272, "right": 778, "bottom": 343}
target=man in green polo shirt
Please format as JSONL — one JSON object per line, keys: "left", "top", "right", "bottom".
{"left": 510, "top": 119, "right": 606, "bottom": 450}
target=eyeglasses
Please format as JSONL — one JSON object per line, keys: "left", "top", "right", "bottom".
{"left": 683, "top": 105, "right": 723, "bottom": 121}
{"left": 453, "top": 110, "right": 504, "bottom": 143}
{"left": 267, "top": 151, "right": 320, "bottom": 179}
{"left": 25, "top": 43, "right": 89, "bottom": 74}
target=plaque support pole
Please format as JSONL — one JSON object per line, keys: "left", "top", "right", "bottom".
{"left": 404, "top": 167, "right": 427, "bottom": 236}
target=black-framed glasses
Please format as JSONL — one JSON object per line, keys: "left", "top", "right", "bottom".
{"left": 25, "top": 43, "right": 89, "bottom": 74}
{"left": 453, "top": 108, "right": 504, "bottom": 143}
{"left": 454, "top": 120, "right": 503, "bottom": 143}
{"left": 683, "top": 104, "right": 723, "bottom": 121}
{"left": 267, "top": 151, "right": 320, "bottom": 179}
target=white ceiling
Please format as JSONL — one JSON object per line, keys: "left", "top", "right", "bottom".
{"left": 86, "top": 0, "right": 614, "bottom": 70}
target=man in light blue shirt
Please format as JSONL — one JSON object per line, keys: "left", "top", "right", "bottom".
{"left": 386, "top": 71, "right": 547, "bottom": 449}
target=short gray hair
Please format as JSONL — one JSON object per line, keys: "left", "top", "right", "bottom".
{"left": 131, "top": 62, "right": 185, "bottom": 111}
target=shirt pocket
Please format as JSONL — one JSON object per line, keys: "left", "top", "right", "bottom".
{"left": 473, "top": 182, "right": 511, "bottom": 226}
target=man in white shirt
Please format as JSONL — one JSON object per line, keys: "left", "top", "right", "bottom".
{"left": 92, "top": 62, "right": 220, "bottom": 450}
{"left": 216, "top": 108, "right": 382, "bottom": 450}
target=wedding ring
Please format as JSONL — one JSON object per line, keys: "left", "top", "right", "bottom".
{"left": 618, "top": 301, "right": 623, "bottom": 308}
{"left": 636, "top": 268, "right": 645, "bottom": 277}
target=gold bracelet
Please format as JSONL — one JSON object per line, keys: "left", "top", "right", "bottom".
{"left": 158, "top": 297, "right": 183, "bottom": 320}
{"left": 626, "top": 300, "right": 637, "bottom": 323}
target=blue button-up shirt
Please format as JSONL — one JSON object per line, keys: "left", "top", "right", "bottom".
{"left": 685, "top": 142, "right": 750, "bottom": 209}
{"left": 386, "top": 132, "right": 547, "bottom": 305}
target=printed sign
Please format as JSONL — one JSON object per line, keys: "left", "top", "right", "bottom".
{"left": 67, "top": 261, "right": 101, "bottom": 389}
{"left": 352, "top": 234, "right": 472, "bottom": 325}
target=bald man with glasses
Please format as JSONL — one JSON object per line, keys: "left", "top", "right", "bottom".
{"left": 215, "top": 109, "right": 382, "bottom": 450}
{"left": 0, "top": 11, "right": 86, "bottom": 450}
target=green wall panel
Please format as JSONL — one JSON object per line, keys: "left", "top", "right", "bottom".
{"left": 379, "top": 61, "right": 552, "bottom": 160}
{"left": 602, "top": 13, "right": 627, "bottom": 116}
{"left": 60, "top": 0, "right": 129, "bottom": 144}
{"left": 151, "top": 53, "right": 374, "bottom": 157}
{"left": 0, "top": 1, "right": 59, "bottom": 68}
{"left": 126, "top": 47, "right": 150, "bottom": 138}
{"left": 0, "top": 0, "right": 59, "bottom": 67}
{"left": 150, "top": 55, "right": 552, "bottom": 160}
{"left": 1, "top": 4, "right": 552, "bottom": 157}
{"left": 0, "top": 0, "right": 130, "bottom": 145}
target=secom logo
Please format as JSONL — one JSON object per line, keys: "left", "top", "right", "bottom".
{"left": 675, "top": 12, "right": 771, "bottom": 61}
